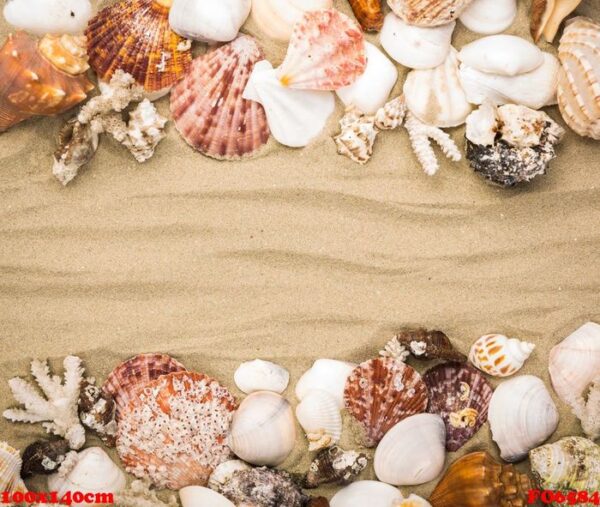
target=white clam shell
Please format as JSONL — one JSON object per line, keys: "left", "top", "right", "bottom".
{"left": 488, "top": 375, "right": 559, "bottom": 462}
{"left": 465, "top": 101, "right": 498, "bottom": 146}
{"left": 330, "top": 480, "right": 404, "bottom": 507}
{"left": 243, "top": 60, "right": 335, "bottom": 148}
{"left": 374, "top": 413, "right": 446, "bottom": 486}
{"left": 295, "top": 359, "right": 357, "bottom": 409}
{"left": 337, "top": 42, "right": 398, "bottom": 114}
{"left": 228, "top": 391, "right": 296, "bottom": 466}
{"left": 459, "top": 0, "right": 517, "bottom": 35}
{"left": 295, "top": 389, "right": 342, "bottom": 451}
{"left": 169, "top": 0, "right": 251, "bottom": 42}
{"left": 208, "top": 460, "right": 252, "bottom": 491}
{"left": 234, "top": 359, "right": 290, "bottom": 394}
{"left": 469, "top": 334, "right": 536, "bottom": 377}
{"left": 3, "top": 0, "right": 93, "bottom": 36}
{"left": 380, "top": 13, "right": 455, "bottom": 70}
{"left": 179, "top": 486, "right": 235, "bottom": 507}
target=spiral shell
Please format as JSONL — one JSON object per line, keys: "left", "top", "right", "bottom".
{"left": 469, "top": 334, "right": 536, "bottom": 377}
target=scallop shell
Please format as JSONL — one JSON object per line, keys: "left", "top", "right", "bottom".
{"left": 330, "top": 481, "right": 404, "bottom": 507}
{"left": 0, "top": 442, "right": 26, "bottom": 494}
{"left": 0, "top": 32, "right": 93, "bottom": 132}
{"left": 531, "top": 0, "right": 583, "bottom": 43}
{"left": 296, "top": 389, "right": 343, "bottom": 451}
{"left": 374, "top": 413, "right": 446, "bottom": 486}
{"left": 423, "top": 362, "right": 493, "bottom": 452}
{"left": 388, "top": 328, "right": 467, "bottom": 362}
{"left": 170, "top": 35, "right": 270, "bottom": 160}
{"left": 387, "top": 0, "right": 475, "bottom": 27}
{"left": 349, "top": 0, "right": 384, "bottom": 31}
{"left": 276, "top": 9, "right": 367, "bottom": 91}
{"left": 344, "top": 357, "right": 429, "bottom": 447}
{"left": 22, "top": 440, "right": 70, "bottom": 477}
{"left": 296, "top": 359, "right": 357, "bottom": 409}
{"left": 469, "top": 334, "right": 536, "bottom": 377}
{"left": 102, "top": 353, "right": 186, "bottom": 418}
{"left": 116, "top": 371, "right": 237, "bottom": 489}
{"left": 459, "top": 0, "right": 517, "bottom": 35}
{"left": 228, "top": 391, "right": 296, "bottom": 466}
{"left": 179, "top": 486, "right": 235, "bottom": 507}
{"left": 85, "top": 0, "right": 192, "bottom": 95}
{"left": 233, "top": 358, "right": 289, "bottom": 394}
{"left": 303, "top": 446, "right": 368, "bottom": 489}
{"left": 404, "top": 48, "right": 472, "bottom": 128}
{"left": 557, "top": 17, "right": 600, "bottom": 140}
{"left": 488, "top": 375, "right": 559, "bottom": 462}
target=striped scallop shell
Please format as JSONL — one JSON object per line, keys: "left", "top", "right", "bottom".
{"left": 170, "top": 35, "right": 270, "bottom": 160}
{"left": 423, "top": 362, "right": 493, "bottom": 452}
{"left": 343, "top": 358, "right": 428, "bottom": 447}
{"left": 116, "top": 371, "right": 237, "bottom": 489}
{"left": 85, "top": 0, "right": 192, "bottom": 94}
{"left": 387, "top": 0, "right": 475, "bottom": 27}
{"left": 469, "top": 334, "right": 535, "bottom": 377}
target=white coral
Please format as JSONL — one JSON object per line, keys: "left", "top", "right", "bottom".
{"left": 380, "top": 337, "right": 410, "bottom": 362}
{"left": 3, "top": 356, "right": 86, "bottom": 450}
{"left": 566, "top": 381, "right": 600, "bottom": 441}
{"left": 114, "top": 480, "right": 178, "bottom": 507}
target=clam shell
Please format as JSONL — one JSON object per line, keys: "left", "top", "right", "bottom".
{"left": 116, "top": 371, "right": 237, "bottom": 489}
{"left": 531, "top": 0, "right": 583, "bottom": 43}
{"left": 208, "top": 460, "right": 252, "bottom": 492}
{"left": 374, "top": 413, "right": 446, "bottom": 486}
{"left": 330, "top": 480, "right": 404, "bottom": 507}
{"left": 391, "top": 328, "right": 467, "bottom": 362}
{"left": 3, "top": 0, "right": 93, "bottom": 36}
{"left": 296, "top": 389, "right": 343, "bottom": 451}
{"left": 0, "top": 441, "right": 26, "bottom": 494}
{"left": 469, "top": 334, "right": 536, "bottom": 377}
{"left": 488, "top": 375, "right": 559, "bottom": 462}
{"left": 85, "top": 0, "right": 192, "bottom": 94}
{"left": 179, "top": 486, "right": 235, "bottom": 507}
{"left": 296, "top": 359, "right": 357, "bottom": 409}
{"left": 303, "top": 446, "right": 368, "bottom": 488}
{"left": 170, "top": 35, "right": 270, "bottom": 160}
{"left": 423, "top": 362, "right": 493, "bottom": 452}
{"left": 276, "top": 9, "right": 367, "bottom": 91}
{"left": 344, "top": 357, "right": 429, "bottom": 447}
{"left": 228, "top": 391, "right": 296, "bottom": 466}
{"left": 233, "top": 359, "right": 289, "bottom": 394}
{"left": 459, "top": 0, "right": 517, "bottom": 35}
{"left": 387, "top": 0, "right": 475, "bottom": 27}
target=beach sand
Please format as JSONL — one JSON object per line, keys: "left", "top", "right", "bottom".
{"left": 0, "top": 0, "right": 599, "bottom": 502}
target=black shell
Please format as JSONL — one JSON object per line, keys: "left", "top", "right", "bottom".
{"left": 21, "top": 439, "right": 70, "bottom": 478}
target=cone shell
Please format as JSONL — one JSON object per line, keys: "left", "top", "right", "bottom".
{"left": 170, "top": 35, "right": 270, "bottom": 160}
{"left": 429, "top": 452, "right": 532, "bottom": 507}
{"left": 0, "top": 442, "right": 26, "bottom": 494}
{"left": 392, "top": 328, "right": 467, "bottom": 361}
{"left": 469, "top": 334, "right": 536, "bottom": 377}
{"left": 344, "top": 357, "right": 428, "bottom": 447}
{"left": 116, "top": 371, "right": 237, "bottom": 489}
{"left": 387, "top": 0, "right": 475, "bottom": 27}
{"left": 557, "top": 17, "right": 600, "bottom": 140}
{"left": 423, "top": 362, "right": 493, "bottom": 452}
{"left": 348, "top": 0, "right": 384, "bottom": 32}
{"left": 0, "top": 32, "right": 93, "bottom": 132}
{"left": 277, "top": 9, "right": 367, "bottom": 91}
{"left": 85, "top": 0, "right": 192, "bottom": 94}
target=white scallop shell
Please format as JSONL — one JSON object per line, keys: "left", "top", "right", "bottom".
{"left": 374, "top": 413, "right": 446, "bottom": 486}
{"left": 243, "top": 60, "right": 335, "bottom": 148}
{"left": 0, "top": 442, "right": 26, "bottom": 494}
{"left": 380, "top": 13, "right": 455, "bottom": 70}
{"left": 295, "top": 359, "right": 357, "bottom": 409}
{"left": 337, "top": 42, "right": 398, "bottom": 114}
{"left": 488, "top": 375, "right": 559, "bottom": 462}
{"left": 459, "top": 0, "right": 517, "bottom": 34}
{"left": 228, "top": 391, "right": 296, "bottom": 466}
{"left": 469, "top": 334, "right": 536, "bottom": 377}
{"left": 208, "top": 460, "right": 252, "bottom": 491}
{"left": 3, "top": 0, "right": 93, "bottom": 36}
{"left": 295, "top": 389, "right": 342, "bottom": 451}
{"left": 234, "top": 359, "right": 290, "bottom": 394}
{"left": 179, "top": 486, "right": 235, "bottom": 507}
{"left": 404, "top": 48, "right": 472, "bottom": 127}
{"left": 330, "top": 480, "right": 404, "bottom": 507}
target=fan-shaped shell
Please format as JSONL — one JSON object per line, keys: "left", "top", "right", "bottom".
{"left": 276, "top": 9, "right": 367, "bottom": 91}
{"left": 387, "top": 0, "right": 475, "bottom": 27}
{"left": 179, "top": 486, "right": 235, "bottom": 507}
{"left": 344, "top": 357, "right": 429, "bottom": 447}
{"left": 171, "top": 35, "right": 270, "bottom": 160}
{"left": 469, "top": 334, "right": 536, "bottom": 377}
{"left": 296, "top": 389, "right": 342, "bottom": 451}
{"left": 459, "top": 0, "right": 517, "bottom": 35}
{"left": 0, "top": 442, "right": 26, "bottom": 494}
{"left": 296, "top": 359, "right": 357, "bottom": 408}
{"left": 423, "top": 362, "right": 493, "bottom": 452}
{"left": 330, "top": 480, "right": 403, "bottom": 507}
{"left": 116, "top": 371, "right": 237, "bottom": 489}
{"left": 85, "top": 0, "right": 192, "bottom": 95}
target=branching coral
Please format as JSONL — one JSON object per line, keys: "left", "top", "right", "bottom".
{"left": 379, "top": 336, "right": 410, "bottom": 362}
{"left": 567, "top": 381, "right": 600, "bottom": 440}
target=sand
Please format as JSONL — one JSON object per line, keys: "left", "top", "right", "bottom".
{"left": 0, "top": 0, "right": 599, "bottom": 503}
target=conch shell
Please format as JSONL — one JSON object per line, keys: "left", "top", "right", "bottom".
{"left": 531, "top": 0, "right": 583, "bottom": 43}
{"left": 348, "top": 0, "right": 384, "bottom": 32}
{"left": 469, "top": 334, "right": 535, "bottom": 377}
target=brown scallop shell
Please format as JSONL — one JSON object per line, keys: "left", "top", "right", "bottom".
{"left": 387, "top": 0, "right": 475, "bottom": 27}
{"left": 348, "top": 0, "right": 384, "bottom": 32}
{"left": 394, "top": 328, "right": 467, "bottom": 362}
{"left": 343, "top": 357, "right": 428, "bottom": 447}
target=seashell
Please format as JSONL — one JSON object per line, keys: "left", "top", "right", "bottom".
{"left": 296, "top": 389, "right": 343, "bottom": 451}
{"left": 208, "top": 460, "right": 252, "bottom": 492}
{"left": 459, "top": 0, "right": 517, "bottom": 35}
{"left": 557, "top": 17, "right": 600, "bottom": 140}
{"left": 276, "top": 9, "right": 367, "bottom": 91}
{"left": 79, "top": 378, "right": 117, "bottom": 446}
{"left": 404, "top": 48, "right": 472, "bottom": 128}
{"left": 348, "top": 0, "right": 384, "bottom": 32}
{"left": 3, "top": 0, "right": 93, "bottom": 37}
{"left": 22, "top": 439, "right": 70, "bottom": 478}
{"left": 374, "top": 413, "right": 446, "bottom": 486}
{"left": 85, "top": 0, "right": 192, "bottom": 95}
{"left": 116, "top": 371, "right": 237, "bottom": 489}
{"left": 303, "top": 446, "right": 368, "bottom": 489}
{"left": 179, "top": 486, "right": 235, "bottom": 507}
{"left": 389, "top": 328, "right": 467, "bottom": 362}
{"left": 0, "top": 33, "right": 93, "bottom": 133}
{"left": 228, "top": 391, "right": 296, "bottom": 466}
{"left": 387, "top": 0, "right": 475, "bottom": 27}
{"left": 380, "top": 14, "right": 455, "bottom": 70}
{"left": 296, "top": 359, "right": 357, "bottom": 409}
{"left": 233, "top": 358, "right": 289, "bottom": 394}
{"left": 334, "top": 107, "right": 378, "bottom": 165}
{"left": 53, "top": 117, "right": 99, "bottom": 186}
{"left": 375, "top": 95, "right": 407, "bottom": 131}
{"left": 170, "top": 35, "right": 270, "bottom": 160}
{"left": 168, "top": 0, "right": 250, "bottom": 42}
{"left": 429, "top": 451, "right": 532, "bottom": 507}
{"left": 0, "top": 441, "right": 26, "bottom": 494}
{"left": 330, "top": 480, "right": 404, "bottom": 507}
{"left": 488, "top": 375, "right": 559, "bottom": 462}
{"left": 458, "top": 35, "right": 543, "bottom": 77}
{"left": 344, "top": 357, "right": 429, "bottom": 447}
{"left": 309, "top": 498, "right": 331, "bottom": 507}
{"left": 102, "top": 353, "right": 186, "bottom": 418}
{"left": 394, "top": 495, "right": 432, "bottom": 507}
{"left": 469, "top": 334, "right": 536, "bottom": 377}
{"left": 423, "top": 362, "right": 493, "bottom": 452}
{"left": 337, "top": 42, "right": 397, "bottom": 114}
{"left": 243, "top": 60, "right": 335, "bottom": 148}
{"left": 48, "top": 448, "right": 126, "bottom": 507}
{"left": 531, "top": 0, "right": 583, "bottom": 43}
{"left": 459, "top": 52, "right": 560, "bottom": 110}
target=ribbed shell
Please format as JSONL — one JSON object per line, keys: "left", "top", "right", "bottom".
{"left": 348, "top": 0, "right": 384, "bottom": 32}
{"left": 343, "top": 357, "right": 428, "bottom": 447}
{"left": 423, "top": 362, "right": 493, "bottom": 452}
{"left": 170, "top": 35, "right": 270, "bottom": 160}
{"left": 557, "top": 17, "right": 600, "bottom": 140}
{"left": 85, "top": 0, "right": 192, "bottom": 93}
{"left": 0, "top": 442, "right": 26, "bottom": 494}
{"left": 387, "top": 0, "right": 475, "bottom": 27}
